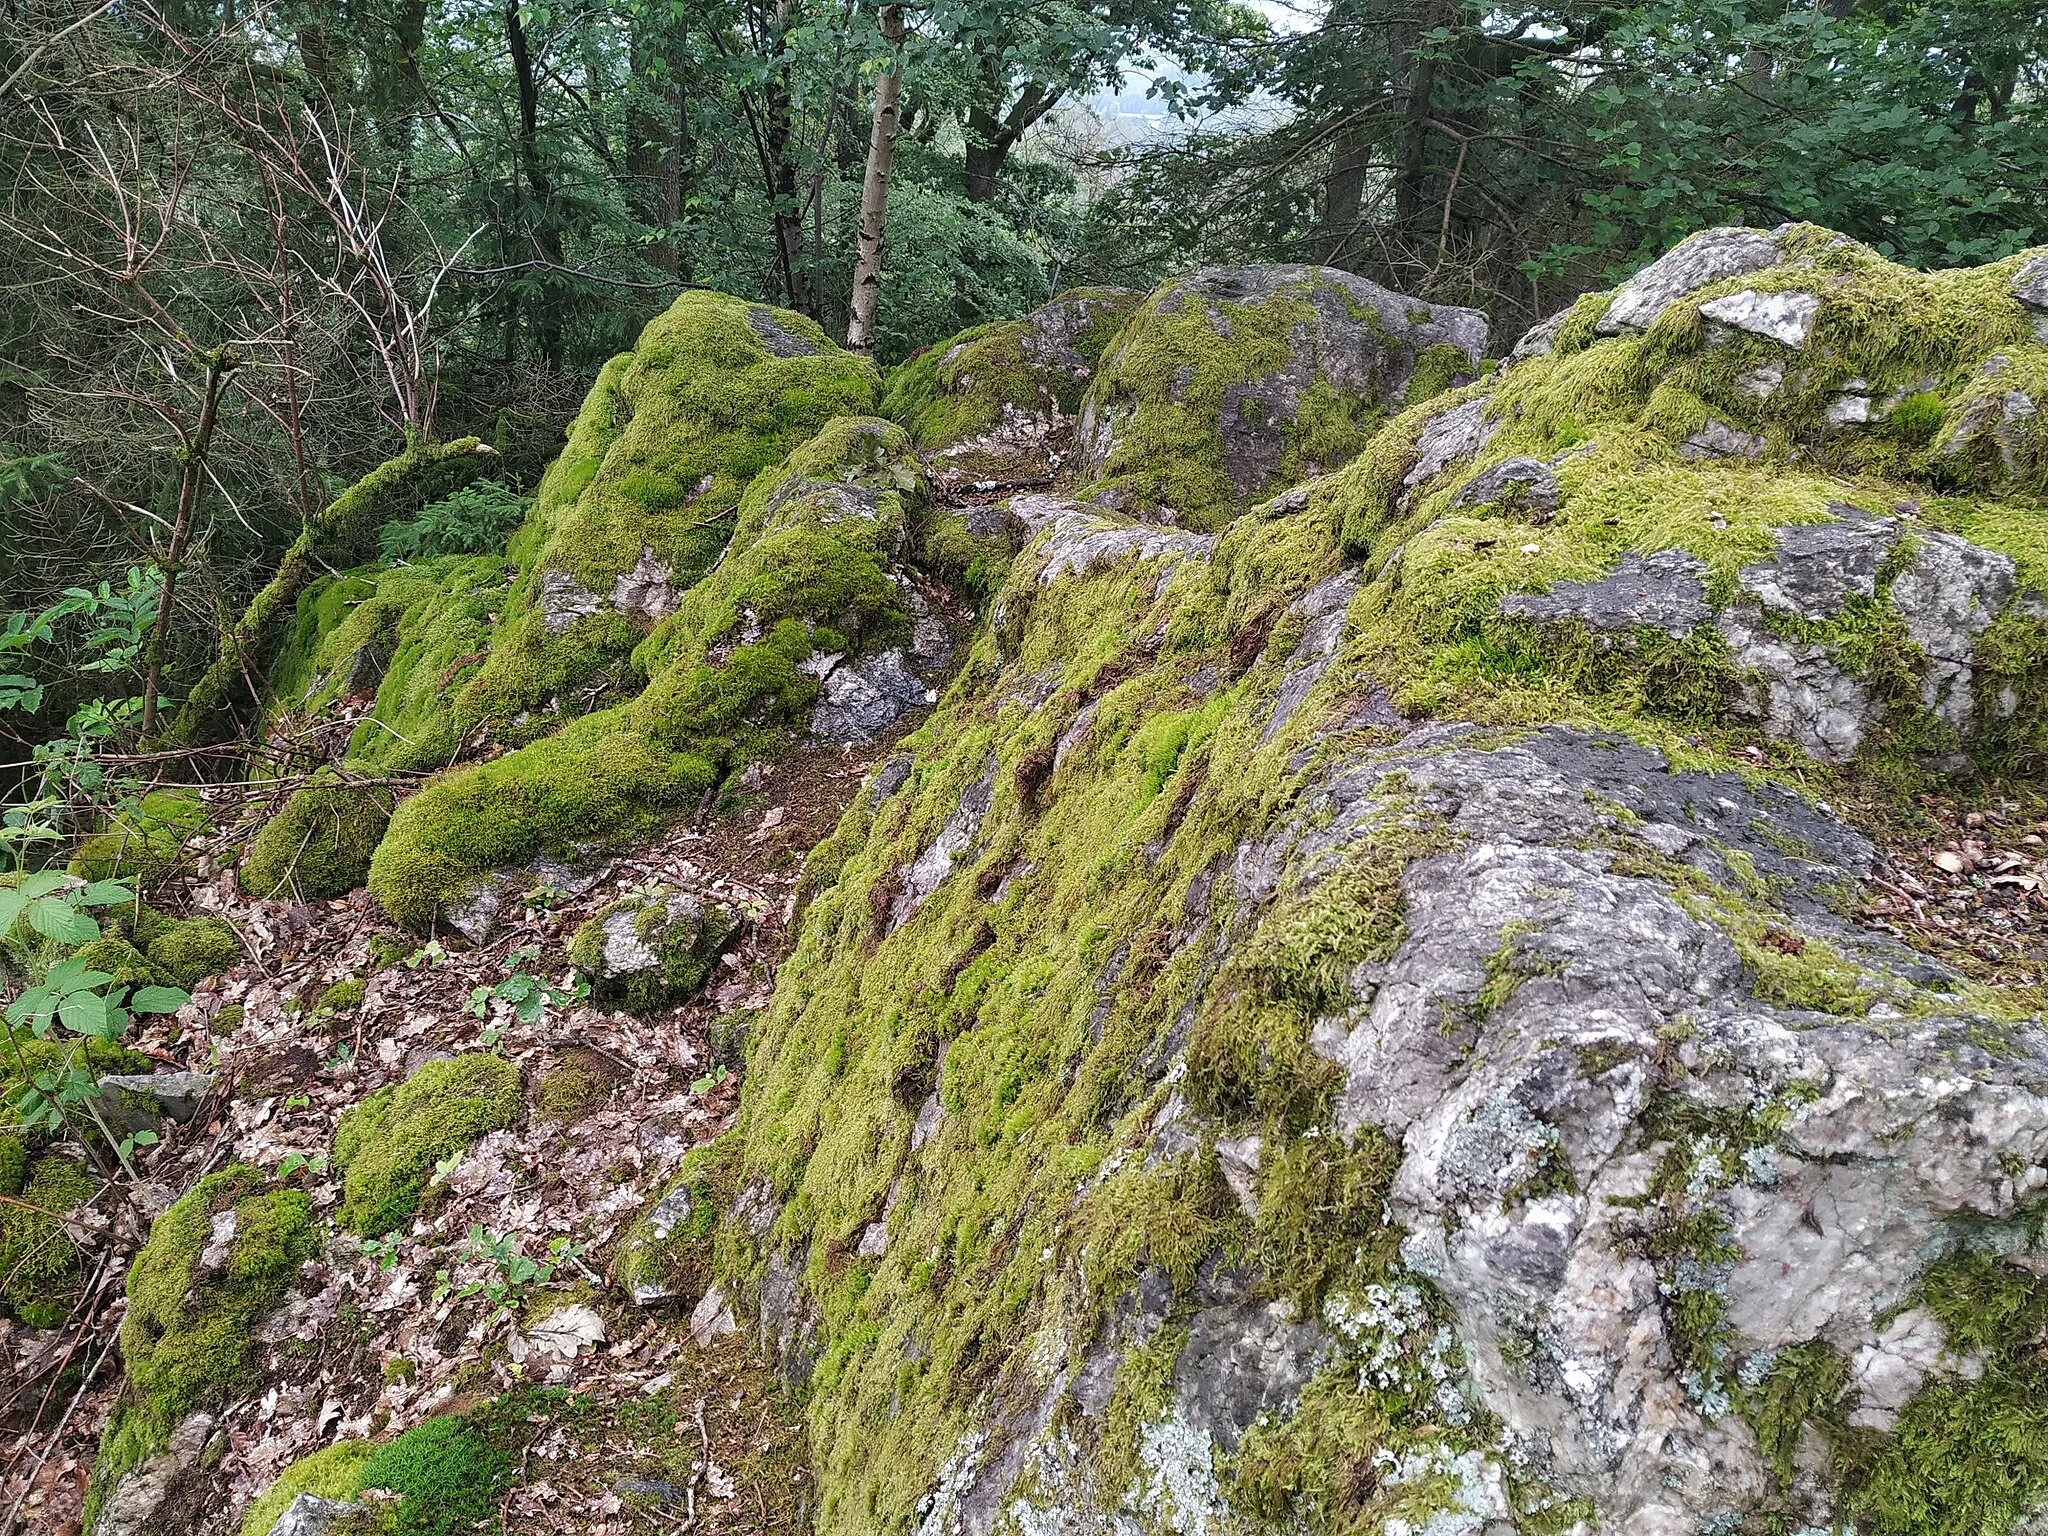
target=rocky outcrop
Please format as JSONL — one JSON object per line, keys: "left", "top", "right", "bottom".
{"left": 1071, "top": 265, "right": 1487, "bottom": 526}
{"left": 699, "top": 227, "right": 2048, "bottom": 1536}
{"left": 883, "top": 289, "right": 1144, "bottom": 495}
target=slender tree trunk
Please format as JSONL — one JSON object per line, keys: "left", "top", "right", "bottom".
{"left": 846, "top": 3, "right": 904, "bottom": 356}
{"left": 505, "top": 0, "right": 565, "bottom": 368}
{"left": 961, "top": 81, "right": 1060, "bottom": 203}
{"left": 141, "top": 350, "right": 233, "bottom": 739}
{"left": 1319, "top": 118, "right": 1370, "bottom": 264}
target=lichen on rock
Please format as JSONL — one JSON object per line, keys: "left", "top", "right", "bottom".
{"left": 568, "top": 885, "right": 739, "bottom": 1013}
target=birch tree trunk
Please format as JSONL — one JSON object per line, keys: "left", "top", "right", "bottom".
{"left": 845, "top": 3, "right": 905, "bottom": 357}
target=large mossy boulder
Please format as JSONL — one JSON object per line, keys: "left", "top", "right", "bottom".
{"left": 690, "top": 230, "right": 2048, "bottom": 1535}
{"left": 881, "top": 287, "right": 1143, "bottom": 493}
{"left": 369, "top": 416, "right": 950, "bottom": 936}
{"left": 89, "top": 1166, "right": 318, "bottom": 1535}
{"left": 331, "top": 1052, "right": 522, "bottom": 1236}
{"left": 452, "top": 291, "right": 881, "bottom": 743}
{"left": 1071, "top": 265, "right": 1489, "bottom": 528}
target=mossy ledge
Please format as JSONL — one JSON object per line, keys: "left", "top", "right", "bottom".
{"left": 331, "top": 1052, "right": 523, "bottom": 1237}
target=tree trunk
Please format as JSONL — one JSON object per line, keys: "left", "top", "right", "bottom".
{"left": 1318, "top": 119, "right": 1370, "bottom": 265}
{"left": 846, "top": 4, "right": 904, "bottom": 356}
{"left": 961, "top": 81, "right": 1061, "bottom": 203}
{"left": 141, "top": 350, "right": 233, "bottom": 740}
{"left": 505, "top": 0, "right": 565, "bottom": 368}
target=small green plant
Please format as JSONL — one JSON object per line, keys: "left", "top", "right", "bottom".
{"left": 377, "top": 479, "right": 530, "bottom": 563}
{"left": 465, "top": 951, "right": 583, "bottom": 1034}
{"left": 404, "top": 940, "right": 449, "bottom": 969}
{"left": 691, "top": 1064, "right": 730, "bottom": 1095}
{"left": 432, "top": 1225, "right": 588, "bottom": 1309}
{"left": 0, "top": 870, "right": 131, "bottom": 945}
{"left": 275, "top": 1150, "right": 328, "bottom": 1181}
{"left": 362, "top": 1233, "right": 405, "bottom": 1272}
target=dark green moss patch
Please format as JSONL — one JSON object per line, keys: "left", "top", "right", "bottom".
{"left": 242, "top": 774, "right": 398, "bottom": 901}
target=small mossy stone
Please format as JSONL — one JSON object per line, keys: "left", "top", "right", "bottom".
{"left": 210, "top": 1002, "right": 246, "bottom": 1036}
{"left": 67, "top": 788, "right": 205, "bottom": 884}
{"left": 535, "top": 1047, "right": 619, "bottom": 1121}
{"left": 242, "top": 774, "right": 397, "bottom": 901}
{"left": 238, "top": 1440, "right": 377, "bottom": 1536}
{"left": 331, "top": 1053, "right": 523, "bottom": 1237}
{"left": 315, "top": 977, "right": 368, "bottom": 1015}
{"left": 71, "top": 935, "right": 168, "bottom": 990}
{"left": 0, "top": 1153, "right": 96, "bottom": 1326}
{"left": 93, "top": 1165, "right": 319, "bottom": 1520}
{"left": 144, "top": 915, "right": 241, "bottom": 987}
{"left": 567, "top": 888, "right": 738, "bottom": 1014}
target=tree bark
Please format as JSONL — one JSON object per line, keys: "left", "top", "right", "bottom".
{"left": 961, "top": 79, "right": 1061, "bottom": 203}
{"left": 1318, "top": 118, "right": 1370, "bottom": 264}
{"left": 846, "top": 4, "right": 904, "bottom": 356}
{"left": 505, "top": 0, "right": 565, "bottom": 367}
{"left": 141, "top": 350, "right": 234, "bottom": 739}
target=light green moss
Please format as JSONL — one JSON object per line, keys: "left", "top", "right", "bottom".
{"left": 331, "top": 1053, "right": 522, "bottom": 1236}
{"left": 69, "top": 935, "right": 166, "bottom": 989}
{"left": 315, "top": 976, "right": 367, "bottom": 1014}
{"left": 1076, "top": 272, "right": 1477, "bottom": 527}
{"left": 238, "top": 1441, "right": 377, "bottom": 1536}
{"left": 879, "top": 287, "right": 1142, "bottom": 452}
{"left": 242, "top": 773, "right": 397, "bottom": 901}
{"left": 0, "top": 1153, "right": 97, "bottom": 1326}
{"left": 89, "top": 1166, "right": 318, "bottom": 1527}
{"left": 369, "top": 418, "right": 924, "bottom": 935}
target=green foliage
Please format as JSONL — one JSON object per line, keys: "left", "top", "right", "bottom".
{"left": 431, "top": 1224, "right": 588, "bottom": 1310}
{"left": 331, "top": 1053, "right": 523, "bottom": 1236}
{"left": 242, "top": 774, "right": 398, "bottom": 901}
{"left": 67, "top": 788, "right": 205, "bottom": 885}
{"left": 378, "top": 479, "right": 530, "bottom": 563}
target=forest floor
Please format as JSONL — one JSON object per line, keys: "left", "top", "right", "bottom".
{"left": 1, "top": 736, "right": 2043, "bottom": 1536}
{"left": 0, "top": 731, "right": 900, "bottom": 1536}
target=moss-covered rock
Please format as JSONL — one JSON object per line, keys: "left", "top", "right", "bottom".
{"left": 331, "top": 1053, "right": 522, "bottom": 1236}
{"left": 1071, "top": 265, "right": 1489, "bottom": 527}
{"left": 171, "top": 438, "right": 499, "bottom": 747}
{"left": 69, "top": 935, "right": 167, "bottom": 989}
{"left": 90, "top": 1165, "right": 318, "bottom": 1529}
{"left": 569, "top": 886, "right": 738, "bottom": 1013}
{"left": 143, "top": 915, "right": 240, "bottom": 986}
{"left": 614, "top": 1140, "right": 731, "bottom": 1307}
{"left": 67, "top": 788, "right": 205, "bottom": 885}
{"left": 313, "top": 976, "right": 367, "bottom": 1014}
{"left": 881, "top": 288, "right": 1142, "bottom": 493}
{"left": 688, "top": 231, "right": 2048, "bottom": 1536}
{"left": 452, "top": 291, "right": 880, "bottom": 745}
{"left": 237, "top": 1441, "right": 376, "bottom": 1536}
{"left": 266, "top": 555, "right": 508, "bottom": 773}
{"left": 0, "top": 1152, "right": 96, "bottom": 1326}
{"left": 369, "top": 417, "right": 946, "bottom": 935}
{"left": 241, "top": 773, "right": 398, "bottom": 901}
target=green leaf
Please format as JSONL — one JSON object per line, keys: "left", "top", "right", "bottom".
{"left": 129, "top": 985, "right": 191, "bottom": 1014}
{"left": 16, "top": 870, "right": 72, "bottom": 899}
{"left": 28, "top": 899, "right": 99, "bottom": 944}
{"left": 57, "top": 990, "right": 110, "bottom": 1037}
{"left": 73, "top": 879, "right": 135, "bottom": 907}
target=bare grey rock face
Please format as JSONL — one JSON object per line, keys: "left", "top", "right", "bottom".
{"left": 811, "top": 647, "right": 932, "bottom": 745}
{"left": 1698, "top": 288, "right": 1821, "bottom": 347}
{"left": 745, "top": 306, "right": 820, "bottom": 357}
{"left": 1597, "top": 227, "right": 1782, "bottom": 335}
{"left": 539, "top": 568, "right": 605, "bottom": 633}
{"left": 1012, "top": 495, "right": 1218, "bottom": 586}
{"left": 611, "top": 545, "right": 680, "bottom": 622}
{"left": 1402, "top": 397, "right": 1497, "bottom": 495}
{"left": 1736, "top": 511, "right": 1896, "bottom": 617}
{"left": 266, "top": 1493, "right": 372, "bottom": 1536}
{"left": 2011, "top": 253, "right": 2048, "bottom": 341}
{"left": 1716, "top": 604, "right": 1874, "bottom": 760}
{"left": 91, "top": 1410, "right": 216, "bottom": 1536}
{"left": 1506, "top": 309, "right": 1569, "bottom": 364}
{"left": 1451, "top": 455, "right": 1561, "bottom": 516}
{"left": 1172, "top": 1302, "right": 1329, "bottom": 1449}
{"left": 1500, "top": 550, "right": 1710, "bottom": 638}
{"left": 97, "top": 1070, "right": 215, "bottom": 1136}
{"left": 1262, "top": 566, "right": 1361, "bottom": 743}
{"left": 1679, "top": 419, "right": 1766, "bottom": 460}
{"left": 887, "top": 758, "right": 997, "bottom": 932}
